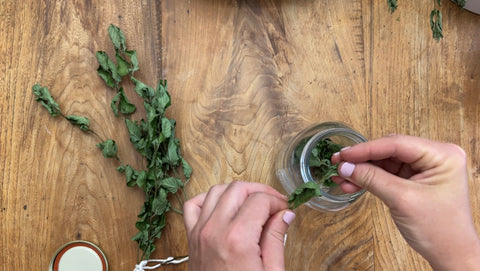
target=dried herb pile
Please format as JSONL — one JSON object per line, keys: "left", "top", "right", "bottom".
{"left": 33, "top": 24, "right": 191, "bottom": 261}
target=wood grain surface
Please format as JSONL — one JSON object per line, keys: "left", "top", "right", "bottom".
{"left": 1, "top": 0, "right": 479, "bottom": 270}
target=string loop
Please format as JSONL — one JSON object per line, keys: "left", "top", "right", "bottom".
{"left": 133, "top": 256, "right": 189, "bottom": 271}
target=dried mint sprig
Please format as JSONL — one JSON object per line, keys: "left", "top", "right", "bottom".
{"left": 32, "top": 24, "right": 192, "bottom": 262}
{"left": 387, "top": 0, "right": 467, "bottom": 41}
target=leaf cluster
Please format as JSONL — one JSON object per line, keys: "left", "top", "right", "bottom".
{"left": 289, "top": 138, "right": 343, "bottom": 209}
{"left": 294, "top": 138, "right": 343, "bottom": 187}
{"left": 32, "top": 24, "right": 192, "bottom": 262}
{"left": 96, "top": 24, "right": 192, "bottom": 261}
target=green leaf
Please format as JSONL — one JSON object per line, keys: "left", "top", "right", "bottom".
{"left": 117, "top": 165, "right": 126, "bottom": 173}
{"left": 452, "top": 0, "right": 466, "bottom": 7}
{"left": 108, "top": 24, "right": 126, "bottom": 52}
{"left": 136, "top": 170, "right": 147, "bottom": 189}
{"left": 96, "top": 51, "right": 121, "bottom": 84}
{"left": 144, "top": 102, "right": 159, "bottom": 125}
{"left": 288, "top": 181, "right": 322, "bottom": 209}
{"left": 430, "top": 8, "right": 443, "bottom": 41}
{"left": 131, "top": 77, "right": 155, "bottom": 99}
{"left": 161, "top": 117, "right": 172, "bottom": 138}
{"left": 118, "top": 91, "right": 136, "bottom": 115}
{"left": 126, "top": 50, "right": 139, "bottom": 72}
{"left": 160, "top": 177, "right": 183, "bottom": 193}
{"left": 124, "top": 165, "right": 136, "bottom": 187}
{"left": 97, "top": 66, "right": 115, "bottom": 88}
{"left": 165, "top": 138, "right": 179, "bottom": 165}
{"left": 96, "top": 139, "right": 118, "bottom": 158}
{"left": 125, "top": 119, "right": 142, "bottom": 144}
{"left": 152, "top": 189, "right": 168, "bottom": 215}
{"left": 116, "top": 52, "right": 130, "bottom": 77}
{"left": 32, "top": 83, "right": 62, "bottom": 116}
{"left": 387, "top": 0, "right": 397, "bottom": 13}
{"left": 66, "top": 115, "right": 90, "bottom": 131}
{"left": 182, "top": 158, "right": 192, "bottom": 179}
{"left": 153, "top": 80, "right": 171, "bottom": 111}
{"left": 110, "top": 91, "right": 121, "bottom": 116}
{"left": 111, "top": 88, "right": 136, "bottom": 116}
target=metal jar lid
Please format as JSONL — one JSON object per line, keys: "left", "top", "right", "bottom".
{"left": 49, "top": 241, "right": 108, "bottom": 271}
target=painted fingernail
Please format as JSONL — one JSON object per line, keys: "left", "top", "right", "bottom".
{"left": 283, "top": 211, "right": 296, "bottom": 225}
{"left": 339, "top": 162, "right": 355, "bottom": 178}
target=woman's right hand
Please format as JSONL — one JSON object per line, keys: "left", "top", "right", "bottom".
{"left": 331, "top": 135, "right": 480, "bottom": 270}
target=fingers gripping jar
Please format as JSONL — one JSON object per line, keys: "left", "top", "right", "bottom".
{"left": 276, "top": 122, "right": 367, "bottom": 211}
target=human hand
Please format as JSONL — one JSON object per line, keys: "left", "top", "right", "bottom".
{"left": 331, "top": 135, "right": 480, "bottom": 270}
{"left": 183, "top": 181, "right": 296, "bottom": 271}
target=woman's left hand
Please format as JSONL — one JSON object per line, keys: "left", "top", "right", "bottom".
{"left": 183, "top": 181, "right": 296, "bottom": 271}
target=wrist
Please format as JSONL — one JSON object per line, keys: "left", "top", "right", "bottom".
{"left": 429, "top": 236, "right": 480, "bottom": 271}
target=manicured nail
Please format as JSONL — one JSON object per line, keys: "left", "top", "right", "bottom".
{"left": 339, "top": 162, "right": 355, "bottom": 178}
{"left": 283, "top": 211, "right": 296, "bottom": 225}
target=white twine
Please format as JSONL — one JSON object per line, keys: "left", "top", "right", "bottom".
{"left": 134, "top": 256, "right": 189, "bottom": 271}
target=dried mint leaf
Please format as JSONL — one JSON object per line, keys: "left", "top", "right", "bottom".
{"left": 96, "top": 139, "right": 118, "bottom": 158}
{"left": 108, "top": 24, "right": 126, "bottom": 52}
{"left": 288, "top": 181, "right": 322, "bottom": 209}
{"left": 452, "top": 0, "right": 466, "bottom": 7}
{"left": 430, "top": 8, "right": 443, "bottom": 41}
{"left": 111, "top": 87, "right": 136, "bottom": 116}
{"left": 387, "top": 0, "right": 398, "bottom": 13}
{"left": 66, "top": 115, "right": 90, "bottom": 131}
{"left": 32, "top": 83, "right": 61, "bottom": 116}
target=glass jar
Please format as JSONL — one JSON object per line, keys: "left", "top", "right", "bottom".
{"left": 276, "top": 122, "right": 367, "bottom": 211}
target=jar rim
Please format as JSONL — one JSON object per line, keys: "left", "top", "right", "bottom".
{"left": 299, "top": 127, "right": 367, "bottom": 202}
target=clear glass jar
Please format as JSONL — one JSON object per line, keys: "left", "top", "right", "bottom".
{"left": 276, "top": 122, "right": 367, "bottom": 211}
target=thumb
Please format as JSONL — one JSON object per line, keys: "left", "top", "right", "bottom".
{"left": 260, "top": 209, "right": 295, "bottom": 270}
{"left": 338, "top": 161, "right": 406, "bottom": 207}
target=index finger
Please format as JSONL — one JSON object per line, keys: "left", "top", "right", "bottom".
{"left": 338, "top": 135, "right": 440, "bottom": 171}
{"left": 183, "top": 192, "right": 207, "bottom": 233}
{"left": 208, "top": 181, "right": 287, "bottom": 227}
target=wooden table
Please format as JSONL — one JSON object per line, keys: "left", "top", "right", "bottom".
{"left": 1, "top": 0, "right": 479, "bottom": 270}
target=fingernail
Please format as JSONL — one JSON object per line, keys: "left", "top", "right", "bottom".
{"left": 341, "top": 146, "right": 351, "bottom": 151}
{"left": 332, "top": 152, "right": 340, "bottom": 157}
{"left": 283, "top": 211, "right": 296, "bottom": 225}
{"left": 339, "top": 162, "right": 355, "bottom": 178}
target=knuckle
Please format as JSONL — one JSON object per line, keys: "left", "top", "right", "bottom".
{"left": 266, "top": 227, "right": 285, "bottom": 244}
{"left": 198, "top": 222, "right": 217, "bottom": 244}
{"left": 448, "top": 143, "right": 467, "bottom": 158}
{"left": 248, "top": 192, "right": 266, "bottom": 203}
{"left": 183, "top": 200, "right": 195, "bottom": 212}
{"left": 442, "top": 143, "right": 467, "bottom": 167}
{"left": 207, "top": 183, "right": 225, "bottom": 196}
{"left": 230, "top": 180, "right": 246, "bottom": 189}
{"left": 358, "top": 165, "right": 377, "bottom": 191}
{"left": 225, "top": 223, "right": 252, "bottom": 253}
